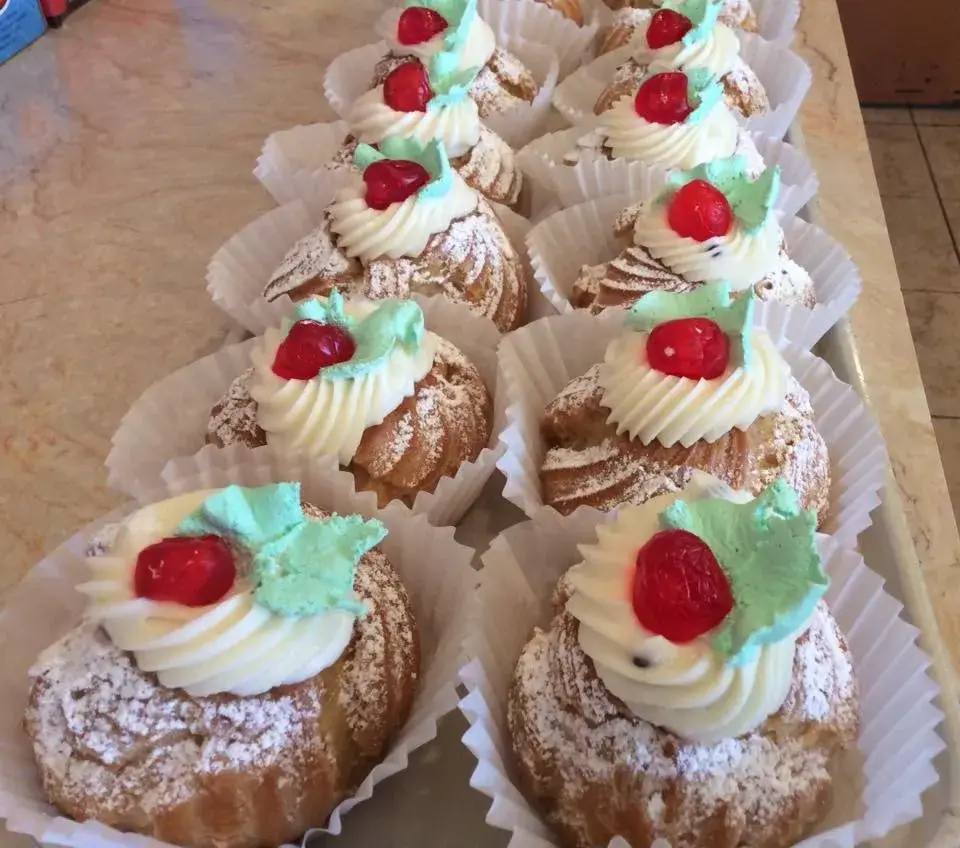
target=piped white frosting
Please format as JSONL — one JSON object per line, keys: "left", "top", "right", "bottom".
{"left": 378, "top": 7, "right": 496, "bottom": 74}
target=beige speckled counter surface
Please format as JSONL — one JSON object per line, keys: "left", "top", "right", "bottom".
{"left": 0, "top": 0, "right": 958, "bottom": 842}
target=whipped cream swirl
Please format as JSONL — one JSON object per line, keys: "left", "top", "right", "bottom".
{"left": 78, "top": 491, "right": 361, "bottom": 698}
{"left": 329, "top": 170, "right": 478, "bottom": 263}
{"left": 587, "top": 92, "right": 743, "bottom": 169}
{"left": 248, "top": 300, "right": 438, "bottom": 465}
{"left": 565, "top": 474, "right": 811, "bottom": 743}
{"left": 348, "top": 85, "right": 482, "bottom": 158}
{"left": 630, "top": 13, "right": 741, "bottom": 79}
{"left": 598, "top": 326, "right": 789, "bottom": 447}
{"left": 632, "top": 200, "right": 783, "bottom": 289}
{"left": 379, "top": 7, "right": 496, "bottom": 73}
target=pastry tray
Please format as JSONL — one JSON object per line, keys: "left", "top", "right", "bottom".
{"left": 304, "top": 121, "right": 960, "bottom": 848}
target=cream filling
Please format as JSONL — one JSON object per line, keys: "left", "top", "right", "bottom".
{"left": 378, "top": 8, "right": 496, "bottom": 73}
{"left": 77, "top": 491, "right": 361, "bottom": 698}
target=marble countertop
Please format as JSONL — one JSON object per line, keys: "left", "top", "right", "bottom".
{"left": 0, "top": 0, "right": 958, "bottom": 841}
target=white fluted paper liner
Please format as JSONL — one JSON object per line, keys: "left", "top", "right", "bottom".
{"left": 324, "top": 37, "right": 559, "bottom": 150}
{"left": 254, "top": 120, "right": 353, "bottom": 206}
{"left": 495, "top": 310, "right": 886, "bottom": 547}
{"left": 0, "top": 452, "right": 476, "bottom": 848}
{"left": 458, "top": 516, "right": 944, "bottom": 847}
{"left": 553, "top": 32, "right": 811, "bottom": 140}
{"left": 206, "top": 191, "right": 545, "bottom": 335}
{"left": 526, "top": 193, "right": 860, "bottom": 348}
{"left": 107, "top": 295, "right": 504, "bottom": 527}
{"left": 376, "top": 0, "right": 597, "bottom": 80}
{"left": 517, "top": 127, "right": 817, "bottom": 216}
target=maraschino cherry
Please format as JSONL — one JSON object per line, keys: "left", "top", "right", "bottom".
{"left": 135, "top": 535, "right": 236, "bottom": 607}
{"left": 632, "top": 529, "right": 733, "bottom": 643}
{"left": 362, "top": 159, "right": 431, "bottom": 210}
{"left": 397, "top": 6, "right": 448, "bottom": 45}
{"left": 634, "top": 71, "right": 693, "bottom": 125}
{"left": 667, "top": 179, "right": 733, "bottom": 241}
{"left": 272, "top": 320, "right": 357, "bottom": 379}
{"left": 646, "top": 9, "right": 693, "bottom": 49}
{"left": 383, "top": 62, "right": 433, "bottom": 113}
{"left": 646, "top": 316, "right": 730, "bottom": 379}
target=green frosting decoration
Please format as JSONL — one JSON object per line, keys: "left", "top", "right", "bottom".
{"left": 659, "top": 480, "right": 828, "bottom": 667}
{"left": 661, "top": 0, "right": 723, "bottom": 46}
{"left": 626, "top": 281, "right": 755, "bottom": 367}
{"left": 683, "top": 68, "right": 723, "bottom": 124}
{"left": 291, "top": 289, "right": 425, "bottom": 381}
{"left": 403, "top": 0, "right": 476, "bottom": 54}
{"left": 427, "top": 51, "right": 481, "bottom": 110}
{"left": 663, "top": 156, "right": 781, "bottom": 235}
{"left": 177, "top": 482, "right": 385, "bottom": 619}
{"left": 355, "top": 135, "right": 453, "bottom": 201}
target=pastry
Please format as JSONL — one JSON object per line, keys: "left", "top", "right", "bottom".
{"left": 262, "top": 136, "right": 528, "bottom": 332}
{"left": 209, "top": 292, "right": 492, "bottom": 508}
{"left": 333, "top": 51, "right": 522, "bottom": 207}
{"left": 592, "top": 0, "right": 768, "bottom": 119}
{"left": 534, "top": 0, "right": 585, "bottom": 25}
{"left": 571, "top": 157, "right": 817, "bottom": 312}
{"left": 25, "top": 482, "right": 420, "bottom": 848}
{"left": 598, "top": 0, "right": 757, "bottom": 54}
{"left": 374, "top": 0, "right": 540, "bottom": 120}
{"left": 539, "top": 283, "right": 831, "bottom": 520}
{"left": 509, "top": 476, "right": 860, "bottom": 848}
{"left": 565, "top": 68, "right": 763, "bottom": 173}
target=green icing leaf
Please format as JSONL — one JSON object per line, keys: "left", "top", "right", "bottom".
{"left": 683, "top": 68, "right": 723, "bottom": 124}
{"left": 625, "top": 281, "right": 755, "bottom": 367}
{"left": 403, "top": 0, "right": 477, "bottom": 53}
{"left": 664, "top": 156, "right": 781, "bottom": 235}
{"left": 354, "top": 136, "right": 453, "bottom": 202}
{"left": 661, "top": 0, "right": 723, "bottom": 45}
{"left": 176, "top": 482, "right": 385, "bottom": 619}
{"left": 294, "top": 289, "right": 425, "bottom": 380}
{"left": 427, "top": 50, "right": 480, "bottom": 110}
{"left": 659, "top": 480, "right": 828, "bottom": 667}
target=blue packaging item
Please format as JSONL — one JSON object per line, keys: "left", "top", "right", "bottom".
{"left": 0, "top": 0, "right": 47, "bottom": 67}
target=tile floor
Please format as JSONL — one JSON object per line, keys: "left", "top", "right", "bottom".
{"left": 861, "top": 106, "right": 960, "bottom": 524}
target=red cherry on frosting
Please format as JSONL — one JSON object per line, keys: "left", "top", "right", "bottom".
{"left": 634, "top": 71, "right": 693, "bottom": 125}
{"left": 135, "top": 535, "right": 236, "bottom": 607}
{"left": 397, "top": 6, "right": 449, "bottom": 45}
{"left": 362, "top": 159, "right": 432, "bottom": 210}
{"left": 632, "top": 529, "right": 734, "bottom": 643}
{"left": 666, "top": 179, "right": 733, "bottom": 241}
{"left": 646, "top": 317, "right": 730, "bottom": 379}
{"left": 646, "top": 8, "right": 693, "bottom": 49}
{"left": 272, "top": 320, "right": 357, "bottom": 379}
{"left": 383, "top": 61, "right": 433, "bottom": 113}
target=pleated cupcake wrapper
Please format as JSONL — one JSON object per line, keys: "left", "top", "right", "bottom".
{"left": 254, "top": 120, "right": 353, "bottom": 206}
{"left": 375, "top": 0, "right": 597, "bottom": 80}
{"left": 517, "top": 126, "right": 817, "bottom": 216}
{"left": 526, "top": 193, "right": 861, "bottom": 348}
{"left": 458, "top": 515, "right": 944, "bottom": 847}
{"left": 0, "top": 453, "right": 477, "bottom": 848}
{"left": 107, "top": 294, "right": 505, "bottom": 527}
{"left": 324, "top": 37, "right": 559, "bottom": 150}
{"left": 553, "top": 32, "right": 811, "bottom": 140}
{"left": 206, "top": 191, "right": 544, "bottom": 336}
{"left": 495, "top": 310, "right": 886, "bottom": 548}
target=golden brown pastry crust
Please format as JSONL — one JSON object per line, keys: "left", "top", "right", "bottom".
{"left": 535, "top": 0, "right": 584, "bottom": 25}
{"left": 207, "top": 338, "right": 493, "bottom": 508}
{"left": 261, "top": 200, "right": 528, "bottom": 333}
{"left": 508, "top": 601, "right": 859, "bottom": 848}
{"left": 25, "top": 517, "right": 419, "bottom": 848}
{"left": 538, "top": 364, "right": 831, "bottom": 523}
{"left": 598, "top": 0, "right": 757, "bottom": 32}
{"left": 372, "top": 50, "right": 539, "bottom": 120}
{"left": 334, "top": 130, "right": 523, "bottom": 209}
{"left": 593, "top": 56, "right": 769, "bottom": 119}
